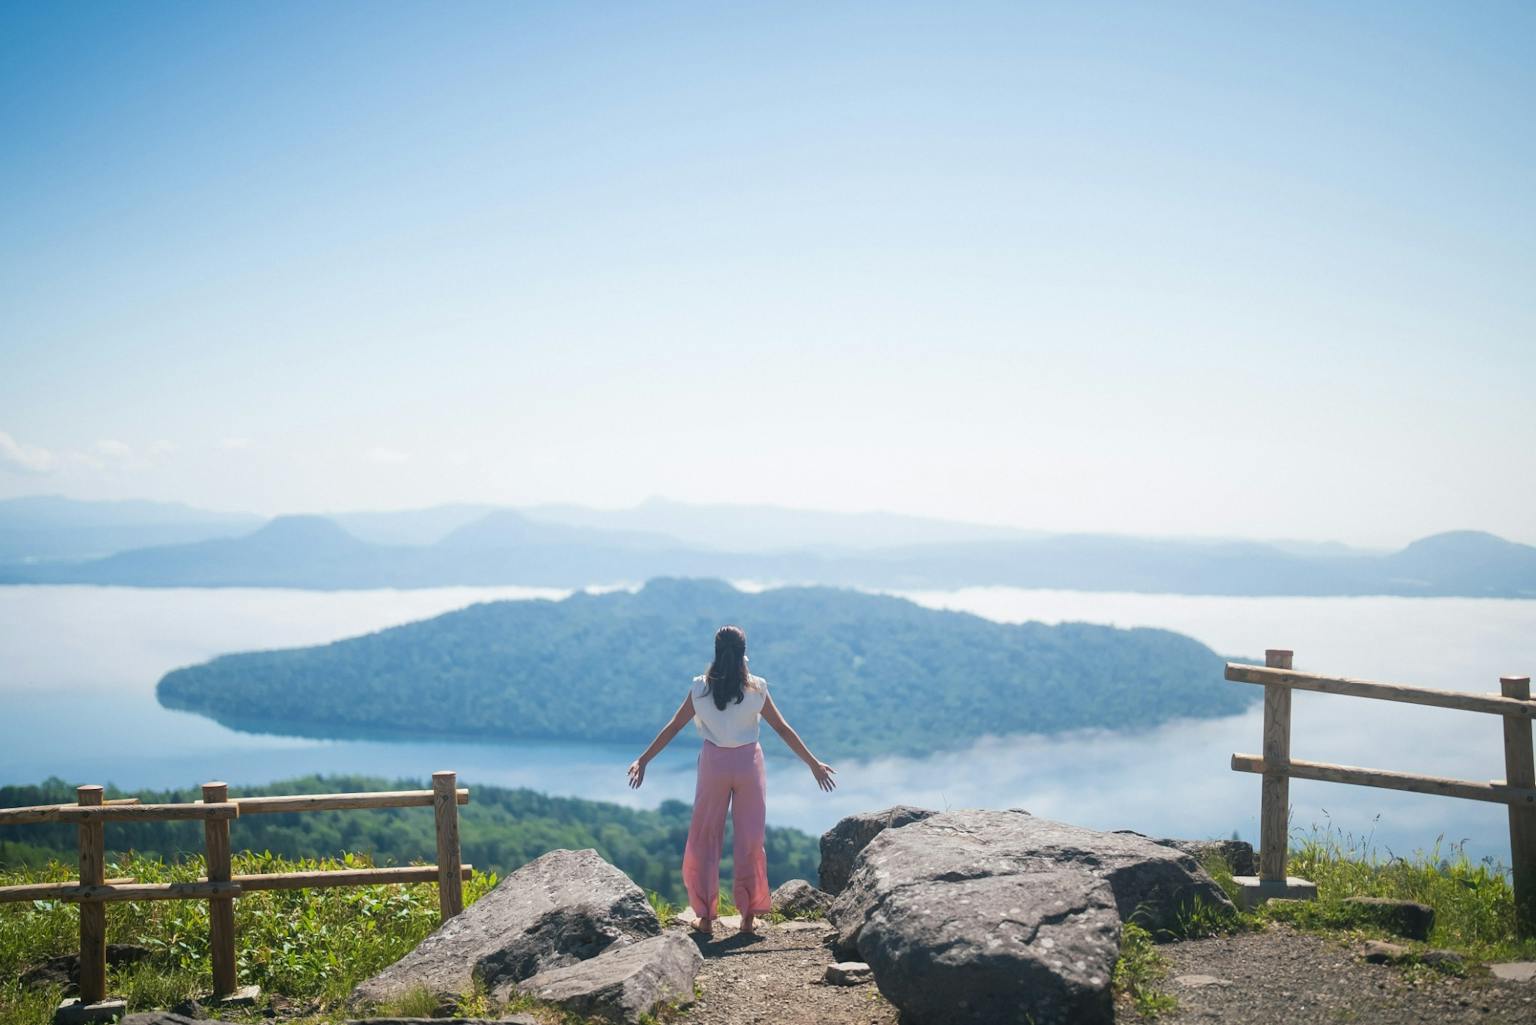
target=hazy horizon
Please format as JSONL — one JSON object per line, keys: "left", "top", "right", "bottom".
{"left": 3, "top": 3, "right": 1532, "bottom": 549}
{"left": 1, "top": 489, "right": 1516, "bottom": 552}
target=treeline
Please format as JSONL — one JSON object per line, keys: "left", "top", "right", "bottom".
{"left": 0, "top": 775, "right": 818, "bottom": 905}
{"left": 158, "top": 578, "right": 1249, "bottom": 760}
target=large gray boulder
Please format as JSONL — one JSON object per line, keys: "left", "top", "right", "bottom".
{"left": 509, "top": 933, "right": 702, "bottom": 1023}
{"left": 818, "top": 805, "right": 936, "bottom": 895}
{"left": 829, "top": 810, "right": 1234, "bottom": 1025}
{"left": 771, "top": 878, "right": 834, "bottom": 918}
{"left": 351, "top": 848, "right": 660, "bottom": 1005}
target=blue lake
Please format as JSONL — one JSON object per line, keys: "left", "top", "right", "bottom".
{"left": 1, "top": 583, "right": 1532, "bottom": 867}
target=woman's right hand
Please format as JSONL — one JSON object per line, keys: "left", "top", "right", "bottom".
{"left": 627, "top": 759, "right": 646, "bottom": 789}
{"left": 811, "top": 761, "right": 837, "bottom": 792}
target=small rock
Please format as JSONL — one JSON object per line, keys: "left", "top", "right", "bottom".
{"left": 1172, "top": 974, "right": 1231, "bottom": 988}
{"left": 777, "top": 920, "right": 824, "bottom": 933}
{"left": 1489, "top": 962, "right": 1536, "bottom": 982}
{"left": 1363, "top": 940, "right": 1410, "bottom": 964}
{"left": 25, "top": 945, "right": 154, "bottom": 991}
{"left": 1420, "top": 949, "right": 1465, "bottom": 971}
{"left": 1343, "top": 896, "right": 1436, "bottom": 940}
{"left": 771, "top": 879, "right": 833, "bottom": 919}
{"left": 511, "top": 932, "right": 702, "bottom": 1023}
{"left": 167, "top": 999, "right": 205, "bottom": 1019}
{"left": 826, "top": 962, "right": 873, "bottom": 985}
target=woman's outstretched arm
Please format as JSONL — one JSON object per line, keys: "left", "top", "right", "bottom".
{"left": 628, "top": 695, "right": 695, "bottom": 789}
{"left": 761, "top": 693, "right": 837, "bottom": 791}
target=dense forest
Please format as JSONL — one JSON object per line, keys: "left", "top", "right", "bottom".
{"left": 0, "top": 775, "right": 817, "bottom": 905}
{"left": 157, "top": 578, "right": 1251, "bottom": 760}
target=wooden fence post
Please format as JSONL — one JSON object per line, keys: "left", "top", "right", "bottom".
{"left": 1259, "top": 649, "right": 1294, "bottom": 881}
{"left": 201, "top": 782, "right": 238, "bottom": 998}
{"left": 77, "top": 785, "right": 107, "bottom": 1006}
{"left": 432, "top": 771, "right": 463, "bottom": 921}
{"left": 1501, "top": 675, "right": 1535, "bottom": 939}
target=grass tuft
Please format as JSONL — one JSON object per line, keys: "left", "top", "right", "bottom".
{"left": 1113, "top": 922, "right": 1178, "bottom": 1018}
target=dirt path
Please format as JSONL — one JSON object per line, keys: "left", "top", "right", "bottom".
{"left": 671, "top": 918, "right": 898, "bottom": 1025}
{"left": 1124, "top": 924, "right": 1535, "bottom": 1025}
{"left": 673, "top": 918, "right": 1534, "bottom": 1025}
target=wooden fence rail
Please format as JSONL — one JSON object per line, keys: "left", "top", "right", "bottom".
{"left": 1227, "top": 650, "right": 1536, "bottom": 940}
{"left": 0, "top": 770, "right": 470, "bottom": 1019}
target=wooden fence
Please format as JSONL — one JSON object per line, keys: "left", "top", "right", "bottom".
{"left": 1228, "top": 649, "right": 1536, "bottom": 938}
{"left": 0, "top": 771, "right": 470, "bottom": 1009}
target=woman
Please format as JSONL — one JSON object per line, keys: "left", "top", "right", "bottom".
{"left": 627, "top": 625, "right": 836, "bottom": 936}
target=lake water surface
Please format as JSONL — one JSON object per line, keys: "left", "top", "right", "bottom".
{"left": 1, "top": 584, "right": 1532, "bottom": 867}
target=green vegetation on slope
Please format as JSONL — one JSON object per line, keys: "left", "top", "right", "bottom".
{"left": 0, "top": 775, "right": 818, "bottom": 907}
{"left": 157, "top": 579, "right": 1249, "bottom": 759}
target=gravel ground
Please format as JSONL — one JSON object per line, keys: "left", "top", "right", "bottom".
{"left": 1126, "top": 924, "right": 1536, "bottom": 1025}
{"left": 673, "top": 919, "right": 898, "bottom": 1025}
{"left": 673, "top": 917, "right": 1534, "bottom": 1025}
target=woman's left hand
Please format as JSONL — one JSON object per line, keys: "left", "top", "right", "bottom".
{"left": 811, "top": 761, "right": 837, "bottom": 792}
{"left": 627, "top": 759, "right": 646, "bottom": 789}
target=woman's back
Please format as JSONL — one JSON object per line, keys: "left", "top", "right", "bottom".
{"left": 690, "top": 674, "right": 767, "bottom": 748}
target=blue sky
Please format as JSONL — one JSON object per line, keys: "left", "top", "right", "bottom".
{"left": 2, "top": 1, "right": 1532, "bottom": 545}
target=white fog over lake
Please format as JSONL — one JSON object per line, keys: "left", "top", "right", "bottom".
{"left": 1, "top": 584, "right": 1531, "bottom": 868}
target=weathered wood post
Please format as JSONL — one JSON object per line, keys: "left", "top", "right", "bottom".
{"left": 201, "top": 782, "right": 238, "bottom": 998}
{"left": 1502, "top": 675, "right": 1535, "bottom": 939}
{"left": 432, "top": 771, "right": 463, "bottom": 921}
{"left": 1259, "top": 648, "right": 1294, "bottom": 881}
{"left": 77, "top": 785, "right": 107, "bottom": 1006}
{"left": 1230, "top": 649, "right": 1316, "bottom": 909}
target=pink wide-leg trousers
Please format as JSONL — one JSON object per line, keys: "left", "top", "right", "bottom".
{"left": 682, "top": 740, "right": 770, "bottom": 919}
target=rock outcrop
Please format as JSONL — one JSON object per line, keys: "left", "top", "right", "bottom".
{"left": 828, "top": 810, "right": 1234, "bottom": 1025}
{"left": 818, "top": 805, "right": 936, "bottom": 895}
{"left": 23, "top": 944, "right": 152, "bottom": 991}
{"left": 351, "top": 848, "right": 660, "bottom": 1006}
{"left": 510, "top": 932, "right": 701, "bottom": 1023}
{"left": 1342, "top": 896, "right": 1436, "bottom": 940}
{"left": 1146, "top": 836, "right": 1256, "bottom": 877}
{"left": 770, "top": 878, "right": 833, "bottom": 918}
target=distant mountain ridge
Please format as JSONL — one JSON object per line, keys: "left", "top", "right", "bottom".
{"left": 2, "top": 496, "right": 1532, "bottom": 597}
{"left": 156, "top": 578, "right": 1252, "bottom": 759}
{"left": 0, "top": 495, "right": 260, "bottom": 564}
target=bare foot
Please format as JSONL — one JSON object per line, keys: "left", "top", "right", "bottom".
{"left": 739, "top": 915, "right": 756, "bottom": 934}
{"left": 690, "top": 917, "right": 714, "bottom": 937}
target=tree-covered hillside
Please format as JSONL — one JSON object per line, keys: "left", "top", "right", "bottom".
{"left": 0, "top": 775, "right": 816, "bottom": 905}
{"left": 157, "top": 579, "right": 1251, "bottom": 760}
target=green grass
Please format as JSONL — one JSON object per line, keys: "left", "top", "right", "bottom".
{"left": 1113, "top": 923, "right": 1178, "bottom": 1018}
{"left": 0, "top": 852, "right": 498, "bottom": 1025}
{"left": 1206, "top": 825, "right": 1536, "bottom": 964}
{"left": 1116, "top": 826, "right": 1535, "bottom": 1020}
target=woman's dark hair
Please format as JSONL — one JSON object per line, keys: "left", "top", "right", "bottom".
{"left": 703, "top": 625, "right": 750, "bottom": 711}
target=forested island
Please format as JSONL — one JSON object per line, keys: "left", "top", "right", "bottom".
{"left": 157, "top": 578, "right": 1251, "bottom": 760}
{"left": 0, "top": 775, "right": 816, "bottom": 904}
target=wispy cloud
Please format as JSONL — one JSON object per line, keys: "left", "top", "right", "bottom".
{"left": 93, "top": 439, "right": 134, "bottom": 463}
{"left": 220, "top": 437, "right": 252, "bottom": 451}
{"left": 0, "top": 431, "right": 58, "bottom": 474}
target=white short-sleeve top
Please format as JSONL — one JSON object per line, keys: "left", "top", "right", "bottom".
{"left": 690, "top": 674, "right": 768, "bottom": 748}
